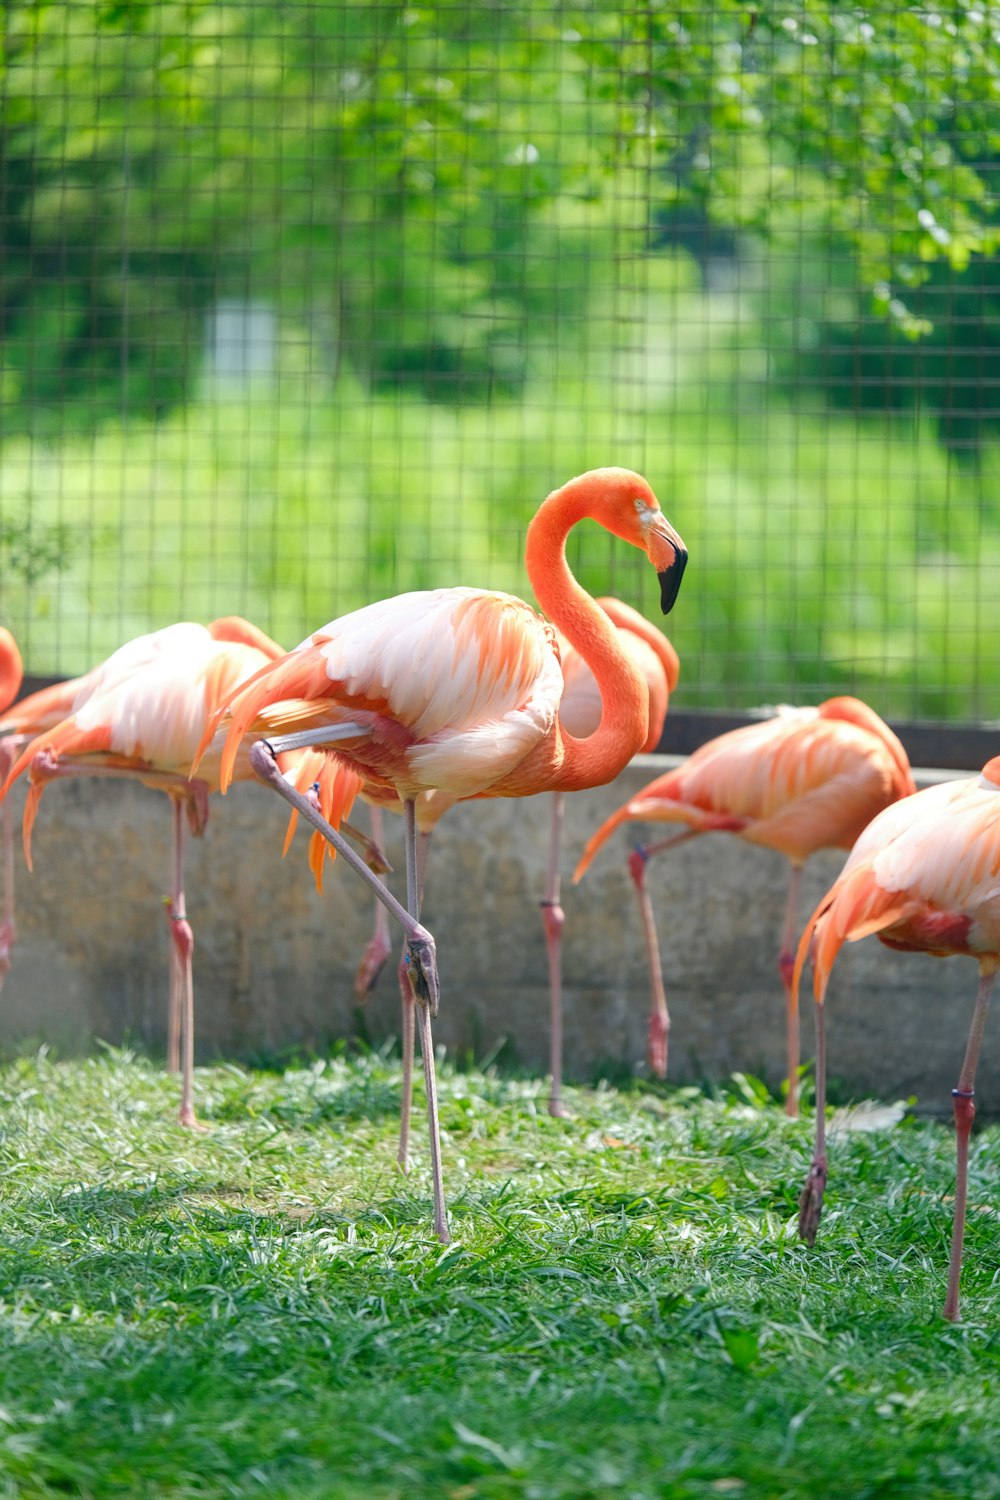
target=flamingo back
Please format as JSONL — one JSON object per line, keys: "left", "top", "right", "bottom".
{"left": 794, "top": 765, "right": 1000, "bottom": 1005}
{"left": 575, "top": 698, "right": 914, "bottom": 879}
{"left": 4, "top": 633, "right": 280, "bottom": 798}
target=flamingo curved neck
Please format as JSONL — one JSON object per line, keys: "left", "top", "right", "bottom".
{"left": 525, "top": 483, "right": 647, "bottom": 792}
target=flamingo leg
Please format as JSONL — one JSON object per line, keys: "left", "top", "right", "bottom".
{"left": 396, "top": 952, "right": 415, "bottom": 1171}
{"left": 249, "top": 741, "right": 439, "bottom": 1008}
{"left": 397, "top": 828, "right": 431, "bottom": 1174}
{"left": 0, "top": 736, "right": 30, "bottom": 987}
{"left": 165, "top": 899, "right": 182, "bottom": 1073}
{"left": 626, "top": 830, "right": 698, "bottom": 1078}
{"left": 541, "top": 791, "right": 569, "bottom": 1117}
{"left": 248, "top": 742, "right": 449, "bottom": 1240}
{"left": 778, "top": 864, "right": 804, "bottom": 1118}
{"left": 628, "top": 847, "right": 669, "bottom": 1078}
{"left": 400, "top": 803, "right": 449, "bottom": 1241}
{"left": 798, "top": 992, "right": 827, "bottom": 1246}
{"left": 23, "top": 751, "right": 208, "bottom": 1095}
{"left": 0, "top": 792, "right": 14, "bottom": 990}
{"left": 943, "top": 967, "right": 995, "bottom": 1322}
{"left": 168, "top": 795, "right": 200, "bottom": 1129}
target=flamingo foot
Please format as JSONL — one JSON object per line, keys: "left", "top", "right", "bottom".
{"left": 404, "top": 931, "right": 439, "bottom": 1015}
{"left": 177, "top": 1105, "right": 208, "bottom": 1132}
{"left": 798, "top": 1156, "right": 827, "bottom": 1246}
{"left": 548, "top": 1093, "right": 572, "bottom": 1119}
{"left": 647, "top": 1010, "right": 669, "bottom": 1078}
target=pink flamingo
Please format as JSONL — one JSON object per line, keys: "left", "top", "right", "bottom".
{"left": 2, "top": 618, "right": 366, "bottom": 1127}
{"left": 0, "top": 616, "right": 321, "bottom": 1013}
{"left": 542, "top": 598, "right": 679, "bottom": 1115}
{"left": 199, "top": 466, "right": 688, "bottom": 1241}
{"left": 352, "top": 597, "right": 679, "bottom": 1138}
{"left": 574, "top": 699, "right": 914, "bottom": 1113}
{"left": 793, "top": 757, "right": 1000, "bottom": 1321}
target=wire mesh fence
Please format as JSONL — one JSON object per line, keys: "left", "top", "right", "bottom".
{"left": 1, "top": 2, "right": 998, "bottom": 723}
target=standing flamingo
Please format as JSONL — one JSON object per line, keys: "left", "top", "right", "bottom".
{"left": 353, "top": 597, "right": 679, "bottom": 1134}
{"left": 542, "top": 598, "right": 679, "bottom": 1116}
{"left": 0, "top": 616, "right": 331, "bottom": 1015}
{"left": 793, "top": 759, "right": 1000, "bottom": 1321}
{"left": 198, "top": 466, "right": 688, "bottom": 1242}
{"left": 1, "top": 619, "right": 365, "bottom": 1127}
{"left": 573, "top": 699, "right": 914, "bottom": 1113}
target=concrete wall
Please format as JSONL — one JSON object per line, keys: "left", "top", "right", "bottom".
{"left": 0, "top": 757, "right": 986, "bottom": 1111}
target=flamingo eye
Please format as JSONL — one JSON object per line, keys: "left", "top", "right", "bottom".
{"left": 633, "top": 498, "right": 648, "bottom": 512}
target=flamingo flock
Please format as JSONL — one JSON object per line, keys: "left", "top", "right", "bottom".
{"left": 0, "top": 462, "right": 992, "bottom": 1317}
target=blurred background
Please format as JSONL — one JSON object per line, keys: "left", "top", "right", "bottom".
{"left": 1, "top": 1, "right": 999, "bottom": 724}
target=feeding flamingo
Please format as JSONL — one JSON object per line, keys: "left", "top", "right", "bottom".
{"left": 1, "top": 618, "right": 367, "bottom": 1127}
{"left": 793, "top": 759, "right": 1000, "bottom": 1322}
{"left": 198, "top": 466, "right": 688, "bottom": 1242}
{"left": 573, "top": 699, "right": 914, "bottom": 1113}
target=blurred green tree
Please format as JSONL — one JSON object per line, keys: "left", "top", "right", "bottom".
{"left": 0, "top": 1, "right": 996, "bottom": 427}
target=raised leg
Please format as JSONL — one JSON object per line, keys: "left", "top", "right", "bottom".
{"left": 798, "top": 992, "right": 827, "bottom": 1246}
{"left": 778, "top": 864, "right": 804, "bottom": 1118}
{"left": 542, "top": 791, "right": 569, "bottom": 1117}
{"left": 944, "top": 966, "right": 995, "bottom": 1322}
{"left": 249, "top": 741, "right": 438, "bottom": 1008}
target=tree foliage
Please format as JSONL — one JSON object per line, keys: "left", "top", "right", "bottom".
{"left": 0, "top": 1, "right": 997, "bottom": 426}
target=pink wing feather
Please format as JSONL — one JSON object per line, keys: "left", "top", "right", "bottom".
{"left": 575, "top": 698, "right": 914, "bottom": 880}
{"left": 209, "top": 588, "right": 563, "bottom": 803}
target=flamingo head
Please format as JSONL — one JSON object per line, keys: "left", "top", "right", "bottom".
{"left": 569, "top": 468, "right": 688, "bottom": 614}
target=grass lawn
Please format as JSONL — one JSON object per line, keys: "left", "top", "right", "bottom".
{"left": 1, "top": 1046, "right": 998, "bottom": 1499}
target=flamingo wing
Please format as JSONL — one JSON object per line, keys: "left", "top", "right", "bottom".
{"left": 4, "top": 634, "right": 278, "bottom": 794}
{"left": 211, "top": 588, "right": 564, "bottom": 801}
{"left": 575, "top": 701, "right": 914, "bottom": 879}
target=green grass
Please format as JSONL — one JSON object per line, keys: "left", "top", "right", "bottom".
{"left": 0, "top": 1046, "right": 998, "bottom": 1498}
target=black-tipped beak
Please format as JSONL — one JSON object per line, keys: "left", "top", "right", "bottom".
{"left": 658, "top": 548, "right": 688, "bottom": 614}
